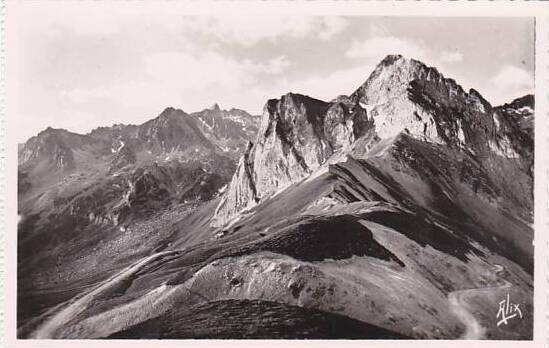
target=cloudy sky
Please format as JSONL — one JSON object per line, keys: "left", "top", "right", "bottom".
{"left": 10, "top": 2, "right": 534, "bottom": 143}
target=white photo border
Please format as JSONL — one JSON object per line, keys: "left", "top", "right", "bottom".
{"left": 3, "top": 1, "right": 548, "bottom": 347}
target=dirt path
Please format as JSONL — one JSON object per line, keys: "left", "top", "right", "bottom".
{"left": 30, "top": 250, "right": 181, "bottom": 339}
{"left": 448, "top": 264, "right": 510, "bottom": 339}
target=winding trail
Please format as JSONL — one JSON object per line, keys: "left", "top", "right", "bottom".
{"left": 30, "top": 250, "right": 181, "bottom": 339}
{"left": 448, "top": 264, "right": 510, "bottom": 340}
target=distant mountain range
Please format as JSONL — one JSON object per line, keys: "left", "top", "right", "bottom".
{"left": 18, "top": 104, "right": 258, "bottom": 227}
{"left": 18, "top": 55, "right": 534, "bottom": 340}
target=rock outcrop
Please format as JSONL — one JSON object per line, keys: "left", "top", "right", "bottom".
{"left": 492, "top": 94, "right": 534, "bottom": 173}
{"left": 213, "top": 93, "right": 375, "bottom": 225}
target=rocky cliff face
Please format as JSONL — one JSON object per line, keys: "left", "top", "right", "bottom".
{"left": 213, "top": 55, "right": 534, "bottom": 226}
{"left": 492, "top": 94, "right": 534, "bottom": 173}
{"left": 213, "top": 93, "right": 375, "bottom": 225}
{"left": 350, "top": 55, "right": 522, "bottom": 158}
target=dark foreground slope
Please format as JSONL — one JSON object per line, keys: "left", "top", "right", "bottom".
{"left": 109, "top": 299, "right": 407, "bottom": 339}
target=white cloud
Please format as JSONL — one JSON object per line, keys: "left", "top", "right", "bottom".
{"left": 10, "top": 4, "right": 534, "bottom": 144}
{"left": 143, "top": 51, "right": 291, "bottom": 89}
{"left": 345, "top": 37, "right": 466, "bottom": 68}
{"left": 263, "top": 56, "right": 292, "bottom": 75}
{"left": 317, "top": 17, "right": 349, "bottom": 40}
{"left": 345, "top": 36, "right": 427, "bottom": 62}
{"left": 491, "top": 65, "right": 533, "bottom": 89}
{"left": 52, "top": 51, "right": 294, "bottom": 122}
{"left": 439, "top": 51, "right": 463, "bottom": 63}
{"left": 483, "top": 65, "right": 534, "bottom": 104}
{"left": 288, "top": 65, "right": 376, "bottom": 101}
{"left": 181, "top": 16, "right": 348, "bottom": 46}
{"left": 368, "top": 23, "right": 389, "bottom": 37}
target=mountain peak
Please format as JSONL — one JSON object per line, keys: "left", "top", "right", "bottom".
{"left": 265, "top": 92, "right": 329, "bottom": 118}
{"left": 158, "top": 106, "right": 181, "bottom": 117}
{"left": 155, "top": 107, "right": 191, "bottom": 125}
{"left": 372, "top": 54, "right": 434, "bottom": 75}
{"left": 360, "top": 55, "right": 444, "bottom": 92}
{"left": 38, "top": 126, "right": 68, "bottom": 137}
{"left": 378, "top": 54, "right": 405, "bottom": 66}
{"left": 209, "top": 103, "right": 221, "bottom": 111}
{"left": 20, "top": 127, "right": 78, "bottom": 170}
{"left": 348, "top": 55, "right": 501, "bottom": 148}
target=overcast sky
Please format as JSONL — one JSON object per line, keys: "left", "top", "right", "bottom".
{"left": 10, "top": 3, "right": 534, "bottom": 143}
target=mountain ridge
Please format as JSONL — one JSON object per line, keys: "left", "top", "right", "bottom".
{"left": 213, "top": 55, "right": 534, "bottom": 227}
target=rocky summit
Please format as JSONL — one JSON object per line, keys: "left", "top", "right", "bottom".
{"left": 18, "top": 55, "right": 534, "bottom": 340}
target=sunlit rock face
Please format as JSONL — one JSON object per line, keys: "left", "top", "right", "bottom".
{"left": 213, "top": 92, "right": 375, "bottom": 225}
{"left": 350, "top": 54, "right": 523, "bottom": 158}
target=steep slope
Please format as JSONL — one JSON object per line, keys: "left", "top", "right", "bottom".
{"left": 492, "top": 94, "right": 534, "bottom": 174}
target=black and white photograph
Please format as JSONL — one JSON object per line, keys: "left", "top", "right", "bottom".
{"left": 5, "top": 1, "right": 549, "bottom": 345}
